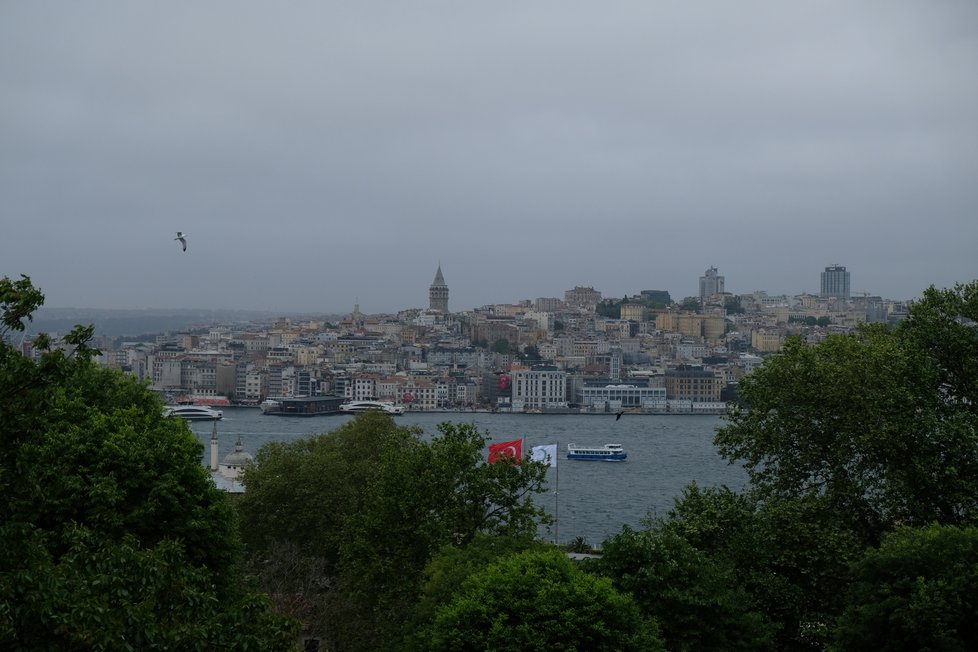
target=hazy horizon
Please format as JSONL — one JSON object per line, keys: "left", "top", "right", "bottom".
{"left": 3, "top": 2, "right": 976, "bottom": 313}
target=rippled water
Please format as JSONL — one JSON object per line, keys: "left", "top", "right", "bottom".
{"left": 189, "top": 408, "right": 747, "bottom": 546}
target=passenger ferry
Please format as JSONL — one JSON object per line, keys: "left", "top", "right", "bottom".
{"left": 339, "top": 400, "right": 406, "bottom": 415}
{"left": 164, "top": 405, "right": 224, "bottom": 421}
{"left": 260, "top": 396, "right": 345, "bottom": 416}
{"left": 566, "top": 443, "right": 627, "bottom": 461}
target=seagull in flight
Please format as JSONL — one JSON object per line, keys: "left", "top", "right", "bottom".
{"left": 615, "top": 410, "right": 624, "bottom": 421}
{"left": 174, "top": 231, "right": 187, "bottom": 252}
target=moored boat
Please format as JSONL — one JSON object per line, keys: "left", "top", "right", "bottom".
{"left": 566, "top": 443, "right": 627, "bottom": 461}
{"left": 164, "top": 405, "right": 224, "bottom": 421}
{"left": 339, "top": 400, "right": 405, "bottom": 415}
{"left": 260, "top": 396, "right": 345, "bottom": 416}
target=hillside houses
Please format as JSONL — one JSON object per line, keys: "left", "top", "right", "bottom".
{"left": 76, "top": 285, "right": 909, "bottom": 413}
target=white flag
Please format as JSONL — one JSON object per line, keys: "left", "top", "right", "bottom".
{"left": 530, "top": 444, "right": 557, "bottom": 467}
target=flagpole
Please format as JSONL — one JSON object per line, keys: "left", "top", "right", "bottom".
{"left": 555, "top": 439, "right": 560, "bottom": 546}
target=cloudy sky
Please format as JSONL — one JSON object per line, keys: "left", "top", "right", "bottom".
{"left": 2, "top": 2, "right": 976, "bottom": 313}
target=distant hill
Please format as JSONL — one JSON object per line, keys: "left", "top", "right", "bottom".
{"left": 29, "top": 307, "right": 347, "bottom": 338}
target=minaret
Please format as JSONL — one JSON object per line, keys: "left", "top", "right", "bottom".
{"left": 429, "top": 263, "right": 449, "bottom": 313}
{"left": 210, "top": 421, "right": 219, "bottom": 472}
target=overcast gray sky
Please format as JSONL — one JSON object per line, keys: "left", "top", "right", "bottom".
{"left": 2, "top": 1, "right": 976, "bottom": 313}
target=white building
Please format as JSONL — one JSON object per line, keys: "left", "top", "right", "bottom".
{"left": 581, "top": 384, "right": 667, "bottom": 411}
{"left": 511, "top": 365, "right": 568, "bottom": 410}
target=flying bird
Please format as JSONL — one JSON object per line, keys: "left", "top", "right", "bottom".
{"left": 615, "top": 411, "right": 624, "bottom": 421}
{"left": 174, "top": 231, "right": 187, "bottom": 252}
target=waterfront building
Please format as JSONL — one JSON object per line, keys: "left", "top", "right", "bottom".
{"left": 352, "top": 375, "right": 378, "bottom": 400}
{"left": 664, "top": 365, "right": 722, "bottom": 402}
{"left": 820, "top": 264, "right": 851, "bottom": 300}
{"left": 581, "top": 383, "right": 667, "bottom": 411}
{"left": 401, "top": 377, "right": 438, "bottom": 410}
{"left": 511, "top": 365, "right": 568, "bottom": 410}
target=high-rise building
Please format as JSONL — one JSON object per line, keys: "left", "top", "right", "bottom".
{"left": 699, "top": 267, "right": 725, "bottom": 305}
{"left": 429, "top": 264, "right": 449, "bottom": 313}
{"left": 820, "top": 265, "right": 850, "bottom": 300}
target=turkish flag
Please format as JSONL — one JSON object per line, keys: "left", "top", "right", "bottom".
{"left": 488, "top": 438, "right": 523, "bottom": 464}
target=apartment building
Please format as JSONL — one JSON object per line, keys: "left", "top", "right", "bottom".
{"left": 664, "top": 365, "right": 722, "bottom": 402}
{"left": 511, "top": 365, "right": 568, "bottom": 410}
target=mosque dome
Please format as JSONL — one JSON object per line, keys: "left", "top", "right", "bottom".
{"left": 221, "top": 437, "right": 253, "bottom": 471}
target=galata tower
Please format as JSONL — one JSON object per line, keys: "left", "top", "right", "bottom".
{"left": 429, "top": 264, "right": 449, "bottom": 313}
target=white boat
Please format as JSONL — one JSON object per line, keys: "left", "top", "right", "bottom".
{"left": 164, "top": 405, "right": 224, "bottom": 421}
{"left": 567, "top": 443, "right": 627, "bottom": 461}
{"left": 339, "top": 400, "right": 405, "bottom": 415}
{"left": 259, "top": 398, "right": 281, "bottom": 414}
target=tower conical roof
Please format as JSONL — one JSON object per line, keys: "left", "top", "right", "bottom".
{"left": 432, "top": 264, "right": 446, "bottom": 287}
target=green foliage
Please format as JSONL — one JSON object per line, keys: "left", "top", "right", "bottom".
{"left": 566, "top": 535, "right": 593, "bottom": 553}
{"left": 596, "top": 295, "right": 663, "bottom": 319}
{"left": 596, "top": 298, "right": 622, "bottom": 319}
{"left": 424, "top": 549, "right": 663, "bottom": 651}
{"left": 737, "top": 497, "right": 864, "bottom": 649}
{"left": 833, "top": 524, "right": 978, "bottom": 651}
{"left": 238, "top": 413, "right": 551, "bottom": 650}
{"left": 0, "top": 524, "right": 295, "bottom": 651}
{"left": 679, "top": 296, "right": 701, "bottom": 312}
{"left": 724, "top": 295, "right": 746, "bottom": 314}
{"left": 700, "top": 281, "right": 978, "bottom": 646}
{"left": 0, "top": 274, "right": 45, "bottom": 336}
{"left": 492, "top": 338, "right": 512, "bottom": 354}
{"left": 596, "top": 525, "right": 774, "bottom": 651}
{"left": 405, "top": 533, "right": 546, "bottom": 648}
{"left": 521, "top": 343, "right": 542, "bottom": 361}
{"left": 898, "top": 282, "right": 978, "bottom": 415}
{"left": 0, "top": 275, "right": 296, "bottom": 650}
{"left": 716, "top": 320, "right": 978, "bottom": 540}
{"left": 3, "top": 361, "right": 240, "bottom": 581}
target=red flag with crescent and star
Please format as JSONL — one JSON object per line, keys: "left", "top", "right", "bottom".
{"left": 488, "top": 438, "right": 523, "bottom": 464}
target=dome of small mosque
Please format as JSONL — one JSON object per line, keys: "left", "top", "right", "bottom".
{"left": 222, "top": 437, "right": 253, "bottom": 468}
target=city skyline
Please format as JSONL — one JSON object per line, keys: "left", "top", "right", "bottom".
{"left": 2, "top": 2, "right": 976, "bottom": 313}
{"left": 31, "top": 261, "right": 914, "bottom": 321}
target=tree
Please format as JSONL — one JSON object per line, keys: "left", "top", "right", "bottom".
{"left": 724, "top": 295, "right": 746, "bottom": 314}
{"left": 898, "top": 282, "right": 978, "bottom": 415}
{"left": 715, "top": 311, "right": 978, "bottom": 541}
{"left": 705, "top": 281, "right": 978, "bottom": 645}
{"left": 237, "top": 413, "right": 551, "bottom": 650}
{"left": 0, "top": 526, "right": 294, "bottom": 650}
{"left": 679, "top": 296, "right": 700, "bottom": 312}
{"left": 492, "top": 338, "right": 512, "bottom": 354}
{"left": 631, "top": 484, "right": 863, "bottom": 649}
{"left": 596, "top": 525, "right": 775, "bottom": 651}
{"left": 521, "top": 343, "right": 542, "bottom": 361}
{"left": 0, "top": 275, "right": 296, "bottom": 649}
{"left": 596, "top": 298, "right": 622, "bottom": 319}
{"left": 424, "top": 549, "right": 662, "bottom": 651}
{"left": 833, "top": 524, "right": 978, "bottom": 651}
{"left": 404, "top": 533, "right": 546, "bottom": 649}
